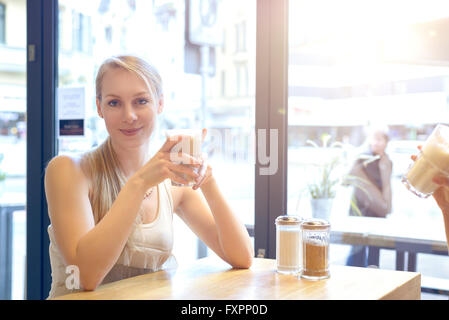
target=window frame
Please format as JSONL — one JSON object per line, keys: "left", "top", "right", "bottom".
{"left": 26, "top": 0, "right": 57, "bottom": 299}
{"left": 254, "top": 0, "right": 288, "bottom": 259}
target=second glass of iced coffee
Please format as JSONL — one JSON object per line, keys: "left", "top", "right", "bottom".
{"left": 402, "top": 124, "right": 449, "bottom": 198}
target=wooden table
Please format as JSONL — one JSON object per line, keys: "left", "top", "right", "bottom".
{"left": 54, "top": 256, "right": 421, "bottom": 300}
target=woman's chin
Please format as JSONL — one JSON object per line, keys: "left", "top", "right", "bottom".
{"left": 113, "top": 134, "right": 150, "bottom": 148}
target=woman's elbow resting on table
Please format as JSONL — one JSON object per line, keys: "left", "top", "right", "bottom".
{"left": 225, "top": 245, "right": 254, "bottom": 269}
{"left": 82, "top": 281, "right": 99, "bottom": 292}
{"left": 75, "top": 249, "right": 110, "bottom": 291}
{"left": 78, "top": 269, "right": 105, "bottom": 292}
{"left": 234, "top": 254, "right": 253, "bottom": 269}
{"left": 238, "top": 254, "right": 253, "bottom": 269}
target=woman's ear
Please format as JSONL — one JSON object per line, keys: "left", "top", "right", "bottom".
{"left": 157, "top": 94, "right": 164, "bottom": 114}
{"left": 96, "top": 98, "right": 103, "bottom": 118}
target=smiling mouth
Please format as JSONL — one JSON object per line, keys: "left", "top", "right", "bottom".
{"left": 120, "top": 127, "right": 143, "bottom": 136}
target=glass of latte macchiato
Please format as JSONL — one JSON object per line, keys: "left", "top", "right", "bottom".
{"left": 402, "top": 124, "right": 449, "bottom": 198}
{"left": 166, "top": 129, "right": 203, "bottom": 187}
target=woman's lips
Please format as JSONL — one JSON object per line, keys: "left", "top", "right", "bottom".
{"left": 120, "top": 127, "right": 143, "bottom": 136}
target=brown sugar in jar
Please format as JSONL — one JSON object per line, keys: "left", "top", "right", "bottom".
{"left": 300, "top": 218, "right": 330, "bottom": 280}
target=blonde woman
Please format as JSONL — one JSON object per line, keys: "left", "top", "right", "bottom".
{"left": 44, "top": 55, "right": 253, "bottom": 298}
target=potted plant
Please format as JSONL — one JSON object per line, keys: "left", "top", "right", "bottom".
{"left": 303, "top": 134, "right": 375, "bottom": 220}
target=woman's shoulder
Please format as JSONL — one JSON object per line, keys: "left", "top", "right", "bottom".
{"left": 46, "top": 154, "right": 82, "bottom": 172}
{"left": 45, "top": 154, "right": 89, "bottom": 185}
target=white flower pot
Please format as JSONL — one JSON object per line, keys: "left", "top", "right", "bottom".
{"left": 310, "top": 198, "right": 334, "bottom": 221}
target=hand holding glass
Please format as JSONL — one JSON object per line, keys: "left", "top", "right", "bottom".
{"left": 166, "top": 129, "right": 203, "bottom": 187}
{"left": 402, "top": 124, "right": 449, "bottom": 198}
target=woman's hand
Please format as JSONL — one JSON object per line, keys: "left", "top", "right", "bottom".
{"left": 192, "top": 128, "right": 215, "bottom": 190}
{"left": 410, "top": 145, "right": 422, "bottom": 162}
{"left": 432, "top": 176, "right": 449, "bottom": 216}
{"left": 411, "top": 145, "right": 449, "bottom": 248}
{"left": 411, "top": 145, "right": 449, "bottom": 215}
{"left": 132, "top": 136, "right": 202, "bottom": 190}
{"left": 192, "top": 156, "right": 214, "bottom": 190}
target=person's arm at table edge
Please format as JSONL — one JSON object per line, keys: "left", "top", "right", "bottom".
{"left": 175, "top": 177, "right": 254, "bottom": 269}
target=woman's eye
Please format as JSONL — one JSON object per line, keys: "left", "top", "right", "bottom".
{"left": 137, "top": 98, "right": 149, "bottom": 105}
{"left": 108, "top": 100, "right": 119, "bottom": 107}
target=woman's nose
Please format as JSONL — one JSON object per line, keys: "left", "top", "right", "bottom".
{"left": 122, "top": 104, "right": 138, "bottom": 123}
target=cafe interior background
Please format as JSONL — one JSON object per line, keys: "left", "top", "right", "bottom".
{"left": 1, "top": 0, "right": 449, "bottom": 300}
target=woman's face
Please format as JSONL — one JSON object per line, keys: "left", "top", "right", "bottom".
{"left": 96, "top": 67, "right": 163, "bottom": 148}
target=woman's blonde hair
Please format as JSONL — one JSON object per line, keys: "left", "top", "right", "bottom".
{"left": 82, "top": 55, "right": 163, "bottom": 224}
{"left": 95, "top": 55, "right": 162, "bottom": 105}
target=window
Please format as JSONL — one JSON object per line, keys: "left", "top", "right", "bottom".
{"left": 0, "top": 0, "right": 26, "bottom": 300}
{"left": 221, "top": 29, "right": 226, "bottom": 54}
{"left": 57, "top": 0, "right": 256, "bottom": 263}
{"left": 287, "top": 0, "right": 449, "bottom": 291}
{"left": 72, "top": 11, "right": 82, "bottom": 52}
{"left": 235, "top": 63, "right": 248, "bottom": 97}
{"left": 0, "top": 3, "right": 5, "bottom": 44}
{"left": 71, "top": 10, "right": 91, "bottom": 53}
{"left": 235, "top": 63, "right": 240, "bottom": 96}
{"left": 235, "top": 21, "right": 246, "bottom": 53}
{"left": 242, "top": 63, "right": 248, "bottom": 96}
{"left": 105, "top": 26, "right": 112, "bottom": 44}
{"left": 221, "top": 70, "right": 226, "bottom": 96}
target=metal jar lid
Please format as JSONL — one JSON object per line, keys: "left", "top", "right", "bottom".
{"left": 275, "top": 215, "right": 303, "bottom": 225}
{"left": 301, "top": 218, "right": 330, "bottom": 230}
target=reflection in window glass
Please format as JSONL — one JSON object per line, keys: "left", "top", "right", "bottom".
{"left": 0, "top": 0, "right": 26, "bottom": 300}
{"left": 288, "top": 0, "right": 449, "bottom": 294}
{"left": 0, "top": 3, "right": 5, "bottom": 44}
{"left": 57, "top": 0, "right": 255, "bottom": 262}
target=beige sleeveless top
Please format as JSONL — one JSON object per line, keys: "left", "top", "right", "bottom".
{"left": 47, "top": 179, "right": 177, "bottom": 299}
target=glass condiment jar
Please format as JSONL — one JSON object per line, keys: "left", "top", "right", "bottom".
{"left": 300, "top": 218, "right": 330, "bottom": 280}
{"left": 275, "top": 215, "right": 303, "bottom": 274}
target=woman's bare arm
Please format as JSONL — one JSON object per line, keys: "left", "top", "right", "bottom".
{"left": 174, "top": 165, "right": 253, "bottom": 269}
{"left": 45, "top": 155, "right": 147, "bottom": 290}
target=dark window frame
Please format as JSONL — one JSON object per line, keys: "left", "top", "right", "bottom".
{"left": 26, "top": 0, "right": 57, "bottom": 299}
{"left": 254, "top": 0, "right": 288, "bottom": 259}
